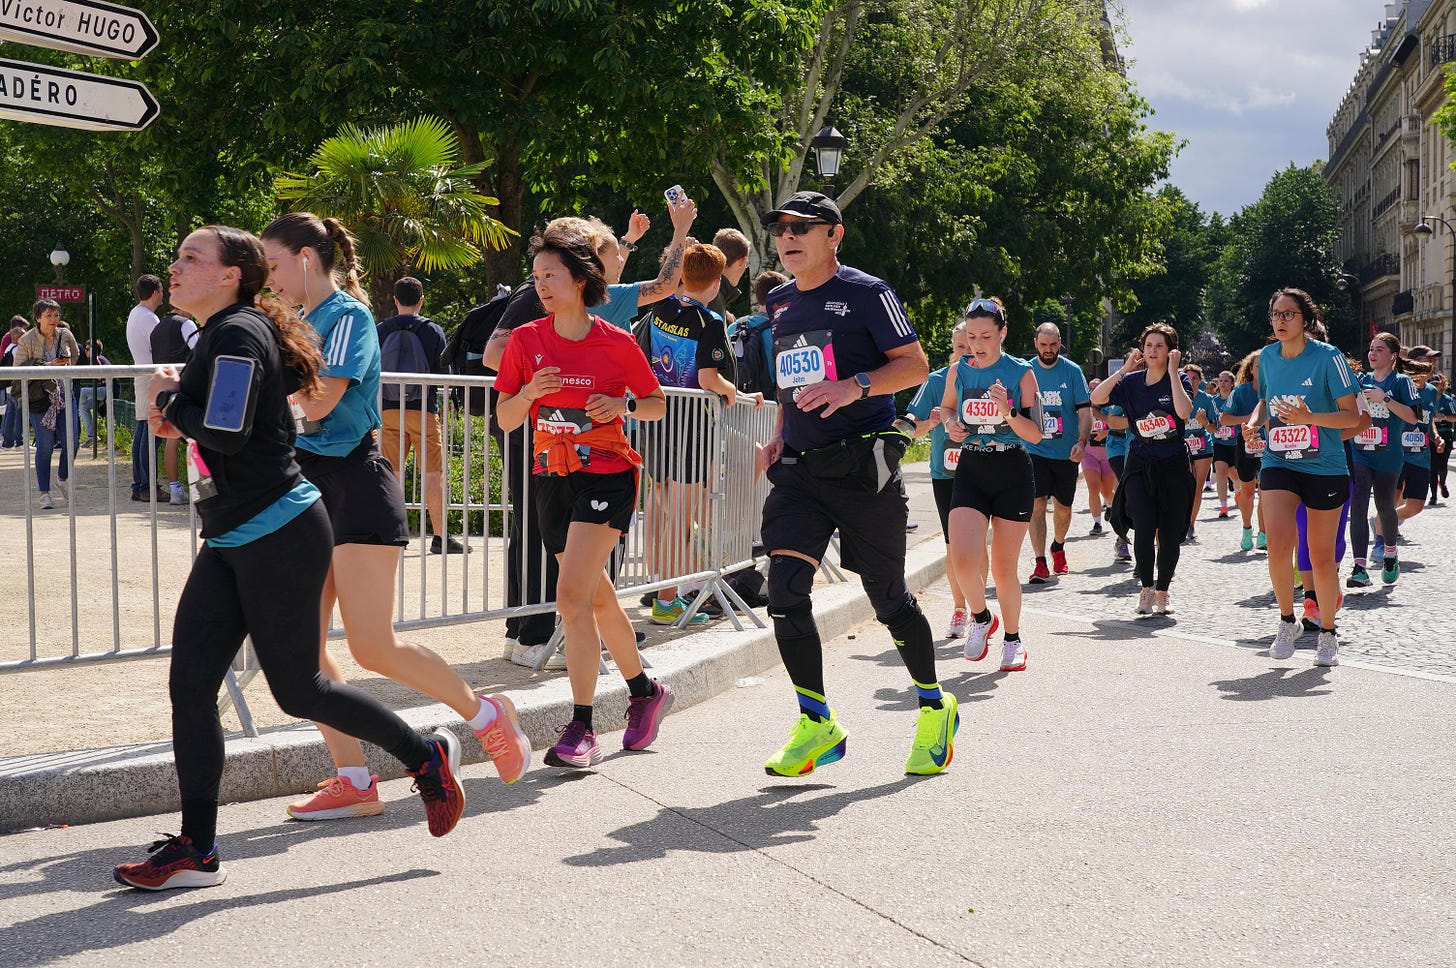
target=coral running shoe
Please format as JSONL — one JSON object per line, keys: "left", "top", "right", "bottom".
{"left": 1051, "top": 549, "right": 1069, "bottom": 575}
{"left": 1300, "top": 598, "right": 1320, "bottom": 633}
{"left": 409, "top": 728, "right": 466, "bottom": 837}
{"left": 965, "top": 612, "right": 999, "bottom": 661}
{"left": 764, "top": 712, "right": 848, "bottom": 777}
{"left": 1135, "top": 588, "right": 1155, "bottom": 616}
{"left": 623, "top": 679, "right": 675, "bottom": 751}
{"left": 999, "top": 639, "right": 1027, "bottom": 672}
{"left": 475, "top": 694, "right": 531, "bottom": 784}
{"left": 113, "top": 835, "right": 226, "bottom": 891}
{"left": 946, "top": 608, "right": 969, "bottom": 639}
{"left": 286, "top": 774, "right": 383, "bottom": 821}
{"left": 905, "top": 695, "right": 959, "bottom": 776}
{"left": 545, "top": 719, "right": 603, "bottom": 769}
{"left": 1028, "top": 559, "right": 1052, "bottom": 584}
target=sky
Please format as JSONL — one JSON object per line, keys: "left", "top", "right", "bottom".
{"left": 1119, "top": 0, "right": 1384, "bottom": 218}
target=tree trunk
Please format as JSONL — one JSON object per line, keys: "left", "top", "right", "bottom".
{"left": 480, "top": 137, "right": 525, "bottom": 289}
{"left": 129, "top": 197, "right": 145, "bottom": 286}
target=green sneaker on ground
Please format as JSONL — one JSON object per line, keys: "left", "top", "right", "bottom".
{"left": 905, "top": 694, "right": 959, "bottom": 776}
{"left": 764, "top": 712, "right": 848, "bottom": 777}
{"left": 651, "top": 596, "right": 710, "bottom": 626}
{"left": 1240, "top": 528, "right": 1254, "bottom": 552}
{"left": 1255, "top": 531, "right": 1267, "bottom": 551}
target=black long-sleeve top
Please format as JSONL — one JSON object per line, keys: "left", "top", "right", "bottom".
{"left": 162, "top": 304, "right": 306, "bottom": 538}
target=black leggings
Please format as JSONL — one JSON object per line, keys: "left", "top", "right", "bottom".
{"left": 1432, "top": 436, "right": 1451, "bottom": 496}
{"left": 1349, "top": 462, "right": 1400, "bottom": 561}
{"left": 1123, "top": 453, "right": 1194, "bottom": 591}
{"left": 170, "top": 499, "right": 431, "bottom": 848}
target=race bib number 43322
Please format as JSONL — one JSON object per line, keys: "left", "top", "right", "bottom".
{"left": 1268, "top": 423, "right": 1316, "bottom": 456}
{"left": 774, "top": 330, "right": 837, "bottom": 390}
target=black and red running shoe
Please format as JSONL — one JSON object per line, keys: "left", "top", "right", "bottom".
{"left": 113, "top": 835, "right": 227, "bottom": 891}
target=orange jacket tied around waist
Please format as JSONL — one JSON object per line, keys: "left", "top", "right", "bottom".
{"left": 532, "top": 424, "right": 642, "bottom": 477}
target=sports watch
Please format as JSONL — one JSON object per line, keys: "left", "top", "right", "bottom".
{"left": 625, "top": 396, "right": 638, "bottom": 415}
{"left": 854, "top": 372, "right": 872, "bottom": 399}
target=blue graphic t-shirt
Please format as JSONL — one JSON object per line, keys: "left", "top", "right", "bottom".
{"left": 299, "top": 290, "right": 380, "bottom": 457}
{"left": 1185, "top": 389, "right": 1219, "bottom": 459}
{"left": 1025, "top": 356, "right": 1091, "bottom": 461}
{"left": 1351, "top": 370, "right": 1416, "bottom": 473}
{"left": 1406, "top": 383, "right": 1440, "bottom": 469}
{"left": 908, "top": 365, "right": 953, "bottom": 479}
{"left": 951, "top": 352, "right": 1033, "bottom": 449}
{"left": 645, "top": 296, "right": 732, "bottom": 391}
{"left": 1257, "top": 338, "right": 1358, "bottom": 476}
{"left": 765, "top": 266, "right": 919, "bottom": 452}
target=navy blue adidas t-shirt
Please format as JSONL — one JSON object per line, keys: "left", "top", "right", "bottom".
{"left": 765, "top": 265, "right": 919, "bottom": 452}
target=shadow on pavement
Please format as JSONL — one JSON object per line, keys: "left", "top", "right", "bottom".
{"left": 563, "top": 779, "right": 917, "bottom": 867}
{"left": 1209, "top": 666, "right": 1333, "bottom": 701}
{"left": 871, "top": 670, "right": 1005, "bottom": 712}
{"left": 0, "top": 867, "right": 437, "bottom": 966}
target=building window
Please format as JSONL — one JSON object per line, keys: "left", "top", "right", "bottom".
{"left": 1408, "top": 160, "right": 1420, "bottom": 199}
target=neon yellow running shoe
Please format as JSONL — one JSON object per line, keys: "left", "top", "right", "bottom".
{"left": 764, "top": 712, "right": 848, "bottom": 777}
{"left": 905, "top": 694, "right": 959, "bottom": 776}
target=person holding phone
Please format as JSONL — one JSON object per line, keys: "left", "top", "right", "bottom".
{"left": 493, "top": 220, "right": 674, "bottom": 769}
{"left": 260, "top": 213, "right": 531, "bottom": 820}
{"left": 113, "top": 225, "right": 467, "bottom": 892}
{"left": 10, "top": 299, "right": 80, "bottom": 509}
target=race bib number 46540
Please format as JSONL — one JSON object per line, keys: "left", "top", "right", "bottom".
{"left": 774, "top": 330, "right": 837, "bottom": 390}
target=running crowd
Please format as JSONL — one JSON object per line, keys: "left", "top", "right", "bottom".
{"left": 106, "top": 191, "right": 1453, "bottom": 892}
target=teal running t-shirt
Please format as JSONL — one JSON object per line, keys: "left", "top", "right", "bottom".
{"left": 952, "top": 352, "right": 1033, "bottom": 449}
{"left": 298, "top": 290, "right": 381, "bottom": 456}
{"left": 1025, "top": 356, "right": 1090, "bottom": 461}
{"left": 1351, "top": 371, "right": 1416, "bottom": 474}
{"left": 908, "top": 365, "right": 953, "bottom": 479}
{"left": 1405, "top": 383, "right": 1439, "bottom": 469}
{"left": 1257, "top": 338, "right": 1357, "bottom": 476}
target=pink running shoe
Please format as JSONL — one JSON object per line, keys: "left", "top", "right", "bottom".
{"left": 286, "top": 774, "right": 383, "bottom": 821}
{"left": 545, "top": 720, "right": 603, "bottom": 769}
{"left": 623, "top": 680, "right": 675, "bottom": 751}
{"left": 474, "top": 694, "right": 531, "bottom": 784}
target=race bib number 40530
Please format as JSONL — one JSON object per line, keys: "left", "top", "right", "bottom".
{"left": 774, "top": 330, "right": 837, "bottom": 390}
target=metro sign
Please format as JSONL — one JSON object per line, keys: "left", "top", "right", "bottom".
{"left": 0, "top": 0, "right": 158, "bottom": 60}
{"left": 37, "top": 285, "right": 85, "bottom": 302}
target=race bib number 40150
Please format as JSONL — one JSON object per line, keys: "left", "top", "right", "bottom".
{"left": 774, "top": 330, "right": 837, "bottom": 390}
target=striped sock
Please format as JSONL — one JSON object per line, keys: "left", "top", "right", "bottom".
{"left": 795, "top": 686, "right": 831, "bottom": 722}
{"left": 913, "top": 678, "right": 944, "bottom": 708}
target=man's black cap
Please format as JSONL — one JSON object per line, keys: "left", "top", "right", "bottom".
{"left": 761, "top": 191, "right": 843, "bottom": 227}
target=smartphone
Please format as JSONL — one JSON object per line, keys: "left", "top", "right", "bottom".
{"left": 203, "top": 355, "right": 256, "bottom": 432}
{"left": 665, "top": 184, "right": 684, "bottom": 205}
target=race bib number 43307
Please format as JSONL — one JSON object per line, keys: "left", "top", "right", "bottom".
{"left": 774, "top": 330, "right": 837, "bottom": 390}
{"left": 961, "top": 394, "right": 1005, "bottom": 428}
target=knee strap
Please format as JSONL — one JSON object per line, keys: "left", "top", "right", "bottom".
{"left": 768, "top": 554, "right": 817, "bottom": 638}
{"left": 878, "top": 595, "right": 925, "bottom": 637}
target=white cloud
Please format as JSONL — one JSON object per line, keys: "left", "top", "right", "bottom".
{"left": 1118, "top": 0, "right": 1376, "bottom": 214}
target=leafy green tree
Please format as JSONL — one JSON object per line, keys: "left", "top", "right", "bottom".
{"left": 275, "top": 116, "right": 515, "bottom": 308}
{"left": 1204, "top": 165, "right": 1341, "bottom": 357}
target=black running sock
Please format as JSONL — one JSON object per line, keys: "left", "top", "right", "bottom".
{"left": 625, "top": 672, "right": 653, "bottom": 699}
{"left": 573, "top": 704, "right": 594, "bottom": 730}
{"left": 1321, "top": 626, "right": 1337, "bottom": 635}
{"left": 1281, "top": 614, "right": 1296, "bottom": 624}
{"left": 389, "top": 732, "right": 434, "bottom": 773}
{"left": 1303, "top": 589, "right": 1317, "bottom": 603}
{"left": 777, "top": 631, "right": 827, "bottom": 720}
{"left": 1035, "top": 556, "right": 1047, "bottom": 566}
{"left": 1004, "top": 631, "right": 1021, "bottom": 642}
{"left": 890, "top": 609, "right": 943, "bottom": 709}
{"left": 1383, "top": 556, "right": 1397, "bottom": 569}
{"left": 1051, "top": 541, "right": 1065, "bottom": 553}
{"left": 180, "top": 797, "right": 217, "bottom": 855}
{"left": 973, "top": 609, "right": 992, "bottom": 625}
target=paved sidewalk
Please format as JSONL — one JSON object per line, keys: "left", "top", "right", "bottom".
{"left": 1, "top": 576, "right": 1450, "bottom": 967}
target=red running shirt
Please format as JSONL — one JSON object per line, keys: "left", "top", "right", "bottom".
{"left": 495, "top": 315, "right": 660, "bottom": 475}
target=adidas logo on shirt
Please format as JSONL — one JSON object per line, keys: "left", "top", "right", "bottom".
{"left": 790, "top": 335, "right": 809, "bottom": 349}
{"left": 1302, "top": 378, "right": 1313, "bottom": 386}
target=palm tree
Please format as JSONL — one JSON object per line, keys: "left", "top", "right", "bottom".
{"left": 275, "top": 115, "right": 515, "bottom": 308}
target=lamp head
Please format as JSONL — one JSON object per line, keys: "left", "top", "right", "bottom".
{"left": 810, "top": 125, "right": 847, "bottom": 181}
{"left": 49, "top": 245, "right": 70, "bottom": 268}
{"left": 1413, "top": 220, "right": 1434, "bottom": 237}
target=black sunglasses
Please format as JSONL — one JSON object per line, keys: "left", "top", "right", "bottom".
{"left": 965, "top": 298, "right": 1005, "bottom": 320}
{"left": 767, "top": 220, "right": 833, "bottom": 238}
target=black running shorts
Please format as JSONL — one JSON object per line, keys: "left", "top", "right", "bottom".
{"left": 1258, "top": 466, "right": 1349, "bottom": 511}
{"left": 951, "top": 447, "right": 1035, "bottom": 522}
{"left": 1029, "top": 453, "right": 1079, "bottom": 507}
{"left": 760, "top": 457, "right": 908, "bottom": 580}
{"left": 533, "top": 468, "right": 639, "bottom": 555}
{"left": 1400, "top": 462, "right": 1429, "bottom": 501}
{"left": 296, "top": 435, "right": 410, "bottom": 547}
{"left": 931, "top": 476, "right": 954, "bottom": 541}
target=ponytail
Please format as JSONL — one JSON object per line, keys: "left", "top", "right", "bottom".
{"left": 320, "top": 217, "right": 371, "bottom": 311}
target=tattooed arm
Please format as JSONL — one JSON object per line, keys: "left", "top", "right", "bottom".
{"left": 634, "top": 193, "right": 698, "bottom": 306}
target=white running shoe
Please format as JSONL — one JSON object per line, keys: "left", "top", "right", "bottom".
{"left": 1314, "top": 631, "right": 1339, "bottom": 667}
{"left": 999, "top": 638, "right": 1027, "bottom": 672}
{"left": 1135, "top": 588, "right": 1155, "bottom": 616}
{"left": 1153, "top": 591, "right": 1174, "bottom": 615}
{"left": 518, "top": 642, "right": 568, "bottom": 671}
{"left": 38, "top": 492, "right": 53, "bottom": 510}
{"left": 1271, "top": 621, "right": 1298, "bottom": 660}
{"left": 946, "top": 608, "right": 969, "bottom": 639}
{"left": 964, "top": 612, "right": 1000, "bottom": 662}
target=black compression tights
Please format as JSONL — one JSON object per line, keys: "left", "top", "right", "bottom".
{"left": 169, "top": 500, "right": 432, "bottom": 849}
{"left": 1125, "top": 472, "right": 1183, "bottom": 591}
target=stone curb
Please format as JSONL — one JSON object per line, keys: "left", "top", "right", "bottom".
{"left": 0, "top": 539, "right": 948, "bottom": 832}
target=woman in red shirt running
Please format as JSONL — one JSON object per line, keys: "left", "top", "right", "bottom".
{"left": 494, "top": 222, "right": 672, "bottom": 769}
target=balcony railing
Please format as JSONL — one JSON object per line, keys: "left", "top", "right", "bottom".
{"left": 1359, "top": 252, "right": 1400, "bottom": 285}
{"left": 1432, "top": 34, "right": 1456, "bottom": 68}
{"left": 1393, "top": 289, "right": 1414, "bottom": 317}
{"left": 1374, "top": 186, "right": 1402, "bottom": 217}
{"left": 1414, "top": 282, "right": 1445, "bottom": 321}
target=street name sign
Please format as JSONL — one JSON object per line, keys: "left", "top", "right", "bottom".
{"left": 0, "top": 56, "right": 157, "bottom": 130}
{"left": 0, "top": 0, "right": 157, "bottom": 60}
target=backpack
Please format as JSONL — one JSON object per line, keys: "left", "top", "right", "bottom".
{"left": 443, "top": 282, "right": 532, "bottom": 416}
{"left": 379, "top": 316, "right": 432, "bottom": 405}
{"left": 729, "top": 311, "right": 776, "bottom": 402}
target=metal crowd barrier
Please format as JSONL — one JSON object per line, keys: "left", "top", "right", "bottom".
{"left": 1, "top": 363, "right": 783, "bottom": 734}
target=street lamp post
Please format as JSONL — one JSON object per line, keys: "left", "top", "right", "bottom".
{"left": 49, "top": 244, "right": 69, "bottom": 284}
{"left": 1413, "top": 216, "right": 1456, "bottom": 368}
{"left": 810, "top": 125, "right": 846, "bottom": 196}
{"left": 1335, "top": 271, "right": 1362, "bottom": 347}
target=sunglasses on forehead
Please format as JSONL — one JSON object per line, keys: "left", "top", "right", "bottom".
{"left": 965, "top": 298, "right": 1005, "bottom": 319}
